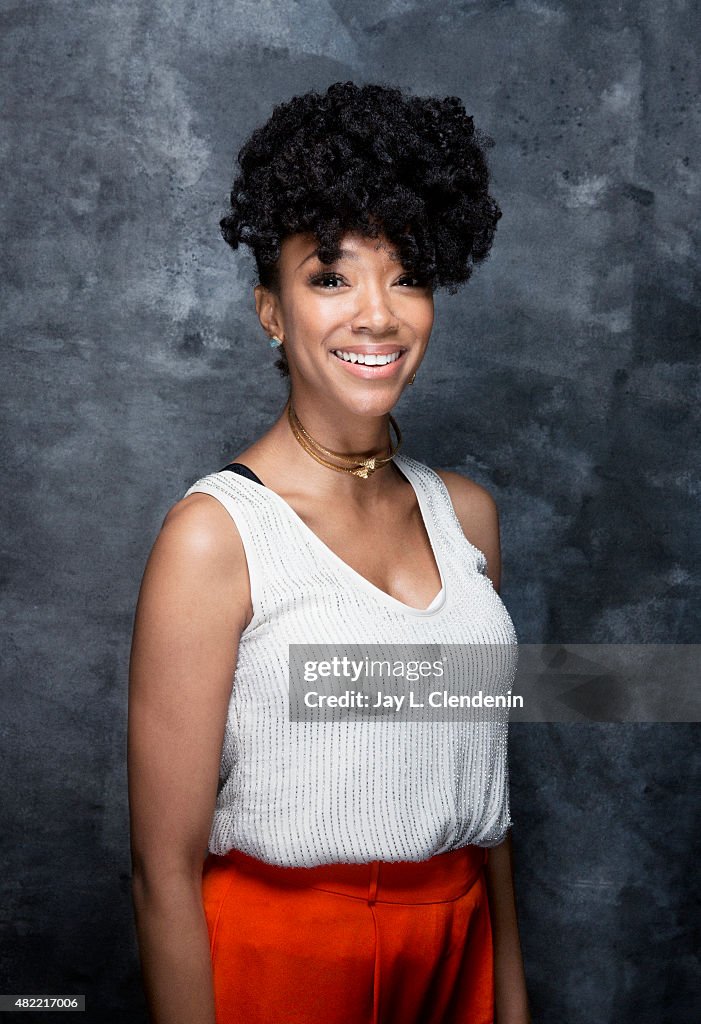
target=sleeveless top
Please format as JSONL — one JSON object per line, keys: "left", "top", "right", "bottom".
{"left": 183, "top": 453, "right": 519, "bottom": 868}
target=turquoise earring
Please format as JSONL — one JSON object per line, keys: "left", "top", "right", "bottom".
{"left": 269, "top": 335, "right": 283, "bottom": 348}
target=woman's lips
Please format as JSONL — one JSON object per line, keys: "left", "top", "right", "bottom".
{"left": 330, "top": 349, "right": 408, "bottom": 379}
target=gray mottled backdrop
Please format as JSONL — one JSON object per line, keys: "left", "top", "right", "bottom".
{"left": 2, "top": 1, "right": 699, "bottom": 1021}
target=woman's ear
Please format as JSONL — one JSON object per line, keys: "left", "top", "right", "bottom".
{"left": 254, "top": 285, "right": 284, "bottom": 341}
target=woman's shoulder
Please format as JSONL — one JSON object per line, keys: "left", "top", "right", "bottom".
{"left": 399, "top": 455, "right": 496, "bottom": 514}
{"left": 157, "top": 481, "right": 250, "bottom": 579}
{"left": 428, "top": 466, "right": 502, "bottom": 590}
{"left": 129, "top": 485, "right": 254, "bottom": 643}
{"left": 431, "top": 467, "right": 497, "bottom": 516}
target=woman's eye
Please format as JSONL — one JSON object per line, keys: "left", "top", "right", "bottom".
{"left": 309, "top": 272, "right": 428, "bottom": 289}
{"left": 310, "top": 273, "right": 345, "bottom": 289}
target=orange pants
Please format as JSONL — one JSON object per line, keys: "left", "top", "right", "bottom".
{"left": 201, "top": 844, "right": 494, "bottom": 1024}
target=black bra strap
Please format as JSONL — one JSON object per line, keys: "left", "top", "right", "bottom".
{"left": 220, "top": 461, "right": 265, "bottom": 487}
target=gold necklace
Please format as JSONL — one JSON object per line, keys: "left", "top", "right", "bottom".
{"left": 287, "top": 403, "right": 402, "bottom": 478}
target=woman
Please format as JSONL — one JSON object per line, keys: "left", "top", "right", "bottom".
{"left": 128, "top": 81, "right": 531, "bottom": 1024}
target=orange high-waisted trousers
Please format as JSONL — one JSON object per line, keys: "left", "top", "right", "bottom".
{"left": 201, "top": 844, "right": 494, "bottom": 1024}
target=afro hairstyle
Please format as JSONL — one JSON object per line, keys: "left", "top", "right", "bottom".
{"left": 220, "top": 80, "right": 502, "bottom": 376}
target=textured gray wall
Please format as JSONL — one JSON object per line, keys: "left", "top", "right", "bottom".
{"left": 2, "top": 1, "right": 699, "bottom": 1021}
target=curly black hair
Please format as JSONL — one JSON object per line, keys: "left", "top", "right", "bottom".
{"left": 220, "top": 81, "right": 502, "bottom": 377}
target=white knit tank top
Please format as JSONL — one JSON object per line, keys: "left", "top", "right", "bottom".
{"left": 183, "top": 453, "right": 518, "bottom": 868}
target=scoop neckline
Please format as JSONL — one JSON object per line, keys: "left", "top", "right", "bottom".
{"left": 224, "top": 453, "right": 448, "bottom": 618}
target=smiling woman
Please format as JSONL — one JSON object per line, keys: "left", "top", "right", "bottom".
{"left": 254, "top": 230, "right": 434, "bottom": 399}
{"left": 220, "top": 79, "right": 501, "bottom": 379}
{"left": 127, "top": 81, "right": 531, "bottom": 1024}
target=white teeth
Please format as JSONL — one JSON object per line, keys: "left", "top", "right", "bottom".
{"left": 333, "top": 350, "right": 403, "bottom": 366}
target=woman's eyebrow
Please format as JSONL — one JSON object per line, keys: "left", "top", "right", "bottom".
{"left": 296, "top": 246, "right": 403, "bottom": 272}
{"left": 295, "top": 248, "right": 359, "bottom": 272}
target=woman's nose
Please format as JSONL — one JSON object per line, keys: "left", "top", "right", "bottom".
{"left": 350, "top": 282, "right": 400, "bottom": 334}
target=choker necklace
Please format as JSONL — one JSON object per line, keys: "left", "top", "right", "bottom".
{"left": 287, "top": 403, "right": 402, "bottom": 479}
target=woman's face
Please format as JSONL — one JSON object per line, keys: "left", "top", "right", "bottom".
{"left": 256, "top": 230, "right": 434, "bottom": 418}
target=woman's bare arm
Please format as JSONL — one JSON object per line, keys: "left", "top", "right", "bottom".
{"left": 436, "top": 470, "right": 531, "bottom": 1023}
{"left": 127, "top": 492, "right": 252, "bottom": 1024}
{"left": 484, "top": 835, "right": 531, "bottom": 1023}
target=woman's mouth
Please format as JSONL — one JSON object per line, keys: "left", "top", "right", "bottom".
{"left": 330, "top": 348, "right": 408, "bottom": 379}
